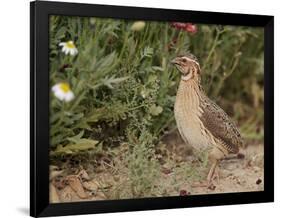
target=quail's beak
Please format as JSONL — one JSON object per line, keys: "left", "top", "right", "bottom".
{"left": 171, "top": 57, "right": 181, "bottom": 66}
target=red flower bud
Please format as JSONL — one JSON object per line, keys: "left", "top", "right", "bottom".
{"left": 171, "top": 22, "right": 198, "bottom": 34}
{"left": 171, "top": 22, "right": 187, "bottom": 30}
{"left": 185, "top": 23, "right": 197, "bottom": 34}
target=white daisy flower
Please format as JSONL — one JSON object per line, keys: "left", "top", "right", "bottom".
{"left": 59, "top": 41, "right": 78, "bottom": 56}
{"left": 52, "top": 82, "right": 75, "bottom": 102}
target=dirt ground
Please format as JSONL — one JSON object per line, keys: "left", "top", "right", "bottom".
{"left": 49, "top": 137, "right": 264, "bottom": 203}
{"left": 178, "top": 144, "right": 264, "bottom": 195}
{"left": 194, "top": 144, "right": 264, "bottom": 195}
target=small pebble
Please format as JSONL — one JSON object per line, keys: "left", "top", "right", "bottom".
{"left": 179, "top": 190, "right": 190, "bottom": 196}
{"left": 256, "top": 178, "right": 262, "bottom": 185}
{"left": 208, "top": 184, "right": 216, "bottom": 190}
{"left": 162, "top": 167, "right": 172, "bottom": 175}
{"left": 237, "top": 153, "right": 245, "bottom": 159}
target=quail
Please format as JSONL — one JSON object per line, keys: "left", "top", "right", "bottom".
{"left": 171, "top": 54, "right": 244, "bottom": 187}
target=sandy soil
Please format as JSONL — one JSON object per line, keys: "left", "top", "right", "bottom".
{"left": 198, "top": 145, "right": 263, "bottom": 194}
{"left": 50, "top": 137, "right": 264, "bottom": 203}
{"left": 180, "top": 144, "right": 264, "bottom": 195}
{"left": 158, "top": 131, "right": 264, "bottom": 195}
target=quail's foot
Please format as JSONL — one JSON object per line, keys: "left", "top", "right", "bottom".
{"left": 191, "top": 167, "right": 219, "bottom": 190}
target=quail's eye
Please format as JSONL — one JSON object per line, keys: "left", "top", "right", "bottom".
{"left": 182, "top": 59, "right": 187, "bottom": 63}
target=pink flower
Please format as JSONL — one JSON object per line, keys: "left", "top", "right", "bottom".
{"left": 185, "top": 23, "right": 197, "bottom": 34}
{"left": 171, "top": 22, "right": 187, "bottom": 30}
{"left": 171, "top": 22, "right": 198, "bottom": 34}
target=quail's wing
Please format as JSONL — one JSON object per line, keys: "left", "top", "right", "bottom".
{"left": 199, "top": 98, "right": 244, "bottom": 153}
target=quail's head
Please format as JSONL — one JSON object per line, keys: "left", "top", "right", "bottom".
{"left": 171, "top": 53, "right": 201, "bottom": 81}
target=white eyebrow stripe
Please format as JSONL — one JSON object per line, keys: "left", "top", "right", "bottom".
{"left": 183, "top": 57, "right": 201, "bottom": 70}
{"left": 183, "top": 57, "right": 199, "bottom": 65}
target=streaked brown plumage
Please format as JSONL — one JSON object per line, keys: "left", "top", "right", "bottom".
{"left": 172, "top": 54, "right": 244, "bottom": 187}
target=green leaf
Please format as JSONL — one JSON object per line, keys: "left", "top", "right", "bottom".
{"left": 101, "top": 76, "right": 129, "bottom": 89}
{"left": 149, "top": 104, "right": 163, "bottom": 116}
{"left": 147, "top": 75, "right": 158, "bottom": 83}
{"left": 52, "top": 140, "right": 99, "bottom": 154}
{"left": 67, "top": 130, "right": 84, "bottom": 143}
{"left": 140, "top": 47, "right": 154, "bottom": 59}
{"left": 151, "top": 66, "right": 164, "bottom": 72}
{"left": 51, "top": 130, "right": 100, "bottom": 154}
{"left": 55, "top": 26, "right": 67, "bottom": 40}
{"left": 98, "top": 52, "right": 117, "bottom": 70}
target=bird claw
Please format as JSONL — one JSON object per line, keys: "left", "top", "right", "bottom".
{"left": 191, "top": 168, "right": 219, "bottom": 190}
{"left": 191, "top": 181, "right": 216, "bottom": 190}
{"left": 191, "top": 180, "right": 216, "bottom": 190}
{"left": 211, "top": 168, "right": 220, "bottom": 183}
{"left": 191, "top": 181, "right": 208, "bottom": 188}
{"left": 207, "top": 182, "right": 216, "bottom": 190}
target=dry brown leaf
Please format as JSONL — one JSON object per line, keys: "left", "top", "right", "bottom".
{"left": 67, "top": 175, "right": 88, "bottom": 199}
{"left": 50, "top": 165, "right": 59, "bottom": 171}
{"left": 52, "top": 177, "right": 67, "bottom": 190}
{"left": 78, "top": 169, "right": 90, "bottom": 181}
{"left": 50, "top": 170, "right": 64, "bottom": 181}
{"left": 60, "top": 186, "right": 75, "bottom": 202}
{"left": 91, "top": 191, "right": 107, "bottom": 201}
{"left": 49, "top": 165, "right": 64, "bottom": 181}
{"left": 83, "top": 180, "right": 99, "bottom": 192}
{"left": 49, "top": 183, "right": 60, "bottom": 203}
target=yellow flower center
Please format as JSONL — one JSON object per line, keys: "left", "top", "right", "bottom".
{"left": 59, "top": 83, "right": 70, "bottom": 93}
{"left": 66, "top": 41, "right": 75, "bottom": 49}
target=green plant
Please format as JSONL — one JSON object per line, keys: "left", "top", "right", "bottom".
{"left": 49, "top": 16, "right": 264, "bottom": 198}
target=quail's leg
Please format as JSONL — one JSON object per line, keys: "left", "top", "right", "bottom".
{"left": 207, "top": 160, "right": 218, "bottom": 185}
{"left": 192, "top": 147, "right": 225, "bottom": 189}
{"left": 206, "top": 147, "right": 225, "bottom": 186}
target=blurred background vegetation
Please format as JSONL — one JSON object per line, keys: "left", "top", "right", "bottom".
{"left": 49, "top": 16, "right": 264, "bottom": 199}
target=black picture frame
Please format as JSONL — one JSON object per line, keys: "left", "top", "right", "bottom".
{"left": 30, "top": 1, "right": 274, "bottom": 217}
